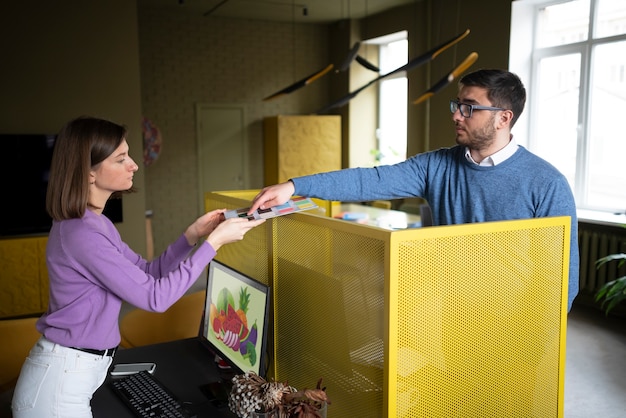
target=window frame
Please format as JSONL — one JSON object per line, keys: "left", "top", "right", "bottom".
{"left": 365, "top": 31, "right": 408, "bottom": 166}
{"left": 511, "top": 0, "right": 626, "bottom": 214}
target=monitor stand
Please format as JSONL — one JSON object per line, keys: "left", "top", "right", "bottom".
{"left": 198, "top": 358, "right": 236, "bottom": 409}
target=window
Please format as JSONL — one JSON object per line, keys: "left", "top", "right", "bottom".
{"left": 511, "top": 0, "right": 626, "bottom": 213}
{"left": 366, "top": 32, "right": 408, "bottom": 166}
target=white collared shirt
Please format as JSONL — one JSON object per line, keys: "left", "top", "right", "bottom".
{"left": 464, "top": 137, "right": 519, "bottom": 166}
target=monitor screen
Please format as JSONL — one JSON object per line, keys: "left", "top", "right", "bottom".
{"left": 201, "top": 260, "right": 270, "bottom": 378}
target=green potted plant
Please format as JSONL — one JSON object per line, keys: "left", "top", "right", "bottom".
{"left": 595, "top": 252, "right": 626, "bottom": 315}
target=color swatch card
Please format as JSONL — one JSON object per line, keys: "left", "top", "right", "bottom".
{"left": 224, "top": 196, "right": 319, "bottom": 220}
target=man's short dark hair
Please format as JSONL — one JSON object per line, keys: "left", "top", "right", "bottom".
{"left": 459, "top": 69, "right": 526, "bottom": 127}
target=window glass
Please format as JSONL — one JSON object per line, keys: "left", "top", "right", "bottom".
{"left": 379, "top": 77, "right": 407, "bottom": 165}
{"left": 536, "top": 0, "right": 590, "bottom": 47}
{"left": 380, "top": 39, "right": 407, "bottom": 73}
{"left": 533, "top": 53, "right": 580, "bottom": 186}
{"left": 377, "top": 38, "right": 407, "bottom": 165}
{"left": 515, "top": 0, "right": 626, "bottom": 212}
{"left": 595, "top": 0, "right": 626, "bottom": 38}
{"left": 586, "top": 40, "right": 626, "bottom": 208}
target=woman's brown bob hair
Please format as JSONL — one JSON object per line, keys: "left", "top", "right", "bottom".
{"left": 46, "top": 116, "right": 134, "bottom": 221}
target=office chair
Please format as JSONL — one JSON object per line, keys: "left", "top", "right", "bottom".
{"left": 119, "top": 291, "right": 205, "bottom": 348}
{"left": 0, "top": 317, "right": 41, "bottom": 393}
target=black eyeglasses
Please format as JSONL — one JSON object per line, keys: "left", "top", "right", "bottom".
{"left": 450, "top": 100, "right": 506, "bottom": 118}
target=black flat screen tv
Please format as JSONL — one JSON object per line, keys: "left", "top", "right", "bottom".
{"left": 0, "top": 133, "right": 122, "bottom": 237}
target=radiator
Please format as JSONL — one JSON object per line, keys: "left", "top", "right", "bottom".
{"left": 578, "top": 222, "right": 626, "bottom": 294}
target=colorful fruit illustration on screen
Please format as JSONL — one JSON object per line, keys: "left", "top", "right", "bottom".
{"left": 209, "top": 286, "right": 258, "bottom": 367}
{"left": 237, "top": 286, "right": 250, "bottom": 329}
{"left": 240, "top": 320, "right": 258, "bottom": 366}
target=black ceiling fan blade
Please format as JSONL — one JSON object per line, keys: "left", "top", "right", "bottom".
{"left": 316, "top": 29, "right": 471, "bottom": 112}
{"left": 336, "top": 42, "right": 361, "bottom": 73}
{"left": 203, "top": 0, "right": 230, "bottom": 17}
{"left": 382, "top": 28, "right": 470, "bottom": 80}
{"left": 355, "top": 55, "right": 380, "bottom": 72}
{"left": 316, "top": 90, "right": 360, "bottom": 114}
{"left": 412, "top": 52, "right": 478, "bottom": 105}
{"left": 262, "top": 64, "right": 334, "bottom": 101}
{"left": 316, "top": 76, "right": 379, "bottom": 113}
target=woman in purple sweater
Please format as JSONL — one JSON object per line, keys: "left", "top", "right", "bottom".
{"left": 11, "top": 116, "right": 264, "bottom": 417}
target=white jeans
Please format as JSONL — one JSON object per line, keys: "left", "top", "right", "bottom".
{"left": 11, "top": 337, "right": 113, "bottom": 418}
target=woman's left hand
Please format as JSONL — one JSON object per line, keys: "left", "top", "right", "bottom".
{"left": 184, "top": 209, "right": 227, "bottom": 246}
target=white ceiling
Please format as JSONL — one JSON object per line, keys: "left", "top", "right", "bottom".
{"left": 139, "top": 0, "right": 418, "bottom": 24}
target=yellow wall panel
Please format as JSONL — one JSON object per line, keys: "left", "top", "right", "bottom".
{"left": 263, "top": 115, "right": 341, "bottom": 185}
{"left": 0, "top": 237, "right": 48, "bottom": 318}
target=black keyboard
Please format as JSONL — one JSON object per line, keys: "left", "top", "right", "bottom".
{"left": 110, "top": 371, "right": 196, "bottom": 418}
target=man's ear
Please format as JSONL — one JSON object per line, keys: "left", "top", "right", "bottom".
{"left": 498, "top": 109, "right": 514, "bottom": 128}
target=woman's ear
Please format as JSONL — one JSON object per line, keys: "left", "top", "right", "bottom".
{"left": 89, "top": 171, "right": 96, "bottom": 185}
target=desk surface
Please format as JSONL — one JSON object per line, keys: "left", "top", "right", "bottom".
{"left": 338, "top": 203, "right": 421, "bottom": 229}
{"left": 92, "top": 338, "right": 236, "bottom": 418}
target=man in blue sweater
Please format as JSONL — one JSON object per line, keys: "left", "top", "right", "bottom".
{"left": 249, "top": 69, "right": 579, "bottom": 311}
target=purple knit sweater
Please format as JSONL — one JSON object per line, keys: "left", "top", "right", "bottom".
{"left": 37, "top": 209, "right": 216, "bottom": 349}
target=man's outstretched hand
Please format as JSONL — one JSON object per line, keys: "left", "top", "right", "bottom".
{"left": 247, "top": 181, "right": 295, "bottom": 215}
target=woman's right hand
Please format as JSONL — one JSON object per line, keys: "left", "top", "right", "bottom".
{"left": 206, "top": 217, "right": 265, "bottom": 251}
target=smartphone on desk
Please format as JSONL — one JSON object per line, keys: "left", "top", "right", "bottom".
{"left": 110, "top": 362, "right": 156, "bottom": 376}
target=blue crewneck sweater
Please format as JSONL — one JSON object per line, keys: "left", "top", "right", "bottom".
{"left": 292, "top": 145, "right": 579, "bottom": 310}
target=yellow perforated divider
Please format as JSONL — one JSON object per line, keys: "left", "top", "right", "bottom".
{"left": 387, "top": 218, "right": 569, "bottom": 418}
{"left": 205, "top": 192, "right": 570, "bottom": 418}
{"left": 204, "top": 191, "right": 338, "bottom": 287}
{"left": 272, "top": 214, "right": 390, "bottom": 418}
{"left": 205, "top": 190, "right": 274, "bottom": 286}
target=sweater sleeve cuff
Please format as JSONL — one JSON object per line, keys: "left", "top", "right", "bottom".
{"left": 290, "top": 177, "right": 304, "bottom": 195}
{"left": 173, "top": 234, "right": 195, "bottom": 252}
{"left": 197, "top": 240, "right": 218, "bottom": 260}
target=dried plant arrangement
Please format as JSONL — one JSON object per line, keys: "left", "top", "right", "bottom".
{"left": 228, "top": 371, "right": 330, "bottom": 418}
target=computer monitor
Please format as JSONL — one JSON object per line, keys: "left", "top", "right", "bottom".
{"left": 200, "top": 259, "right": 270, "bottom": 378}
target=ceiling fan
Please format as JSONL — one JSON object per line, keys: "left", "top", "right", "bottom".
{"left": 262, "top": 41, "right": 380, "bottom": 102}
{"left": 258, "top": 28, "right": 475, "bottom": 111}
{"left": 316, "top": 28, "right": 474, "bottom": 113}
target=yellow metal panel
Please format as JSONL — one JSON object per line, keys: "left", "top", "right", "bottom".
{"left": 205, "top": 191, "right": 273, "bottom": 286}
{"left": 272, "top": 214, "right": 388, "bottom": 418}
{"left": 387, "top": 218, "right": 569, "bottom": 417}
{"left": 204, "top": 191, "right": 338, "bottom": 287}
{"left": 205, "top": 191, "right": 569, "bottom": 418}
